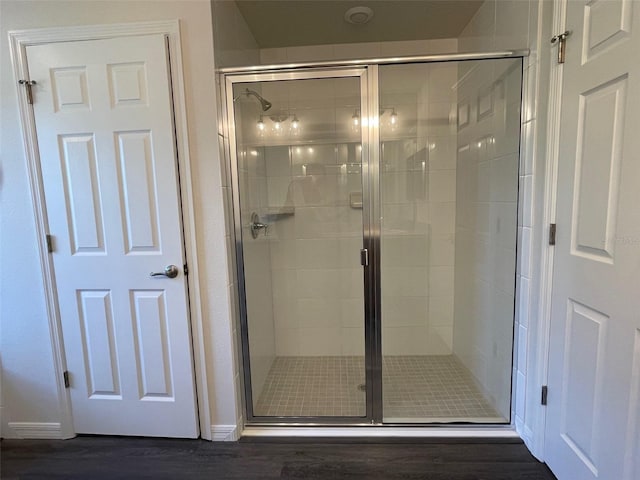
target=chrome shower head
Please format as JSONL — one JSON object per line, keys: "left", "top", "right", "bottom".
{"left": 244, "top": 88, "right": 272, "bottom": 111}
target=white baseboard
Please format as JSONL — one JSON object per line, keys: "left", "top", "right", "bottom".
{"left": 522, "top": 424, "right": 542, "bottom": 461}
{"left": 8, "top": 422, "right": 63, "bottom": 439}
{"left": 211, "top": 424, "right": 239, "bottom": 441}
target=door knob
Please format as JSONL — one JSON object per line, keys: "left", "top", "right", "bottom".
{"left": 150, "top": 265, "right": 179, "bottom": 278}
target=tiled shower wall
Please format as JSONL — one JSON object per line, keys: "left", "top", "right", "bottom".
{"left": 250, "top": 64, "right": 459, "bottom": 357}
{"left": 264, "top": 143, "right": 366, "bottom": 356}
{"left": 379, "top": 62, "right": 458, "bottom": 355}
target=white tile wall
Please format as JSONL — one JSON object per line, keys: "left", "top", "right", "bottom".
{"left": 429, "top": 266, "right": 455, "bottom": 298}
{"left": 341, "top": 327, "right": 365, "bottom": 355}
{"left": 379, "top": 62, "right": 458, "bottom": 356}
{"left": 430, "top": 234, "right": 456, "bottom": 266}
{"left": 383, "top": 296, "right": 430, "bottom": 327}
{"left": 383, "top": 267, "right": 431, "bottom": 298}
{"left": 428, "top": 325, "right": 454, "bottom": 353}
{"left": 299, "top": 327, "right": 343, "bottom": 355}
{"left": 429, "top": 295, "right": 455, "bottom": 326}
{"left": 382, "top": 326, "right": 430, "bottom": 355}
{"left": 262, "top": 88, "right": 459, "bottom": 358}
{"left": 264, "top": 139, "right": 367, "bottom": 356}
{"left": 430, "top": 202, "right": 456, "bottom": 234}
{"left": 429, "top": 170, "right": 457, "bottom": 202}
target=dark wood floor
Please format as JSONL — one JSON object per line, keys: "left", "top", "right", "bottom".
{"left": 1, "top": 436, "right": 556, "bottom": 479}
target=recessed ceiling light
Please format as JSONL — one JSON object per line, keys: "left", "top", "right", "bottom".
{"left": 344, "top": 6, "right": 374, "bottom": 25}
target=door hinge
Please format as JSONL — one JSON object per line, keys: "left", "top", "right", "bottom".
{"left": 18, "top": 79, "right": 37, "bottom": 104}
{"left": 360, "top": 248, "right": 369, "bottom": 266}
{"left": 550, "top": 31, "right": 572, "bottom": 64}
{"left": 46, "top": 234, "right": 54, "bottom": 253}
{"left": 541, "top": 385, "right": 548, "bottom": 405}
{"left": 63, "top": 371, "right": 70, "bottom": 388}
{"left": 183, "top": 263, "right": 189, "bottom": 275}
{"left": 549, "top": 223, "right": 557, "bottom": 246}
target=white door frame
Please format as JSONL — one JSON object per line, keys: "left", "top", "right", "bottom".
{"left": 529, "top": 0, "right": 567, "bottom": 461}
{"left": 9, "top": 20, "right": 212, "bottom": 440}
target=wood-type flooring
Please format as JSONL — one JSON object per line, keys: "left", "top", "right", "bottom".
{"left": 1, "top": 436, "right": 557, "bottom": 479}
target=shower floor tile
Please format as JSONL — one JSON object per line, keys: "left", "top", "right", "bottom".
{"left": 254, "top": 355, "right": 504, "bottom": 422}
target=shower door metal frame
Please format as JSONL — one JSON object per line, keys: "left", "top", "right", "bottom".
{"left": 222, "top": 51, "right": 529, "bottom": 428}
{"left": 224, "top": 67, "right": 383, "bottom": 425}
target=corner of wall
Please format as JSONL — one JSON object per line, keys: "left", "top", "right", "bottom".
{"left": 211, "top": 0, "right": 260, "bottom": 68}
{"left": 210, "top": 424, "right": 239, "bottom": 441}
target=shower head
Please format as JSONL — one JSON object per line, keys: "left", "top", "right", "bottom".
{"left": 241, "top": 88, "right": 272, "bottom": 111}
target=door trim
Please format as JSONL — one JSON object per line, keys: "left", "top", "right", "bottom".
{"left": 9, "top": 20, "right": 211, "bottom": 440}
{"left": 532, "top": 0, "right": 568, "bottom": 461}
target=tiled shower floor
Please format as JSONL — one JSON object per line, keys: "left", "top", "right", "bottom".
{"left": 254, "top": 355, "right": 504, "bottom": 422}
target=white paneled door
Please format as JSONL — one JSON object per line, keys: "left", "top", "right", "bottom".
{"left": 546, "top": 0, "right": 640, "bottom": 478}
{"left": 26, "top": 35, "right": 198, "bottom": 437}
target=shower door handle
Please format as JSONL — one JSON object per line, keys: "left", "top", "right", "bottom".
{"left": 360, "top": 248, "right": 369, "bottom": 266}
{"left": 250, "top": 212, "right": 268, "bottom": 239}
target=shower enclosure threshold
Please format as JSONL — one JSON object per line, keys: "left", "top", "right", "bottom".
{"left": 241, "top": 425, "right": 519, "bottom": 438}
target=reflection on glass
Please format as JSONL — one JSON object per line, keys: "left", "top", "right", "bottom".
{"left": 379, "top": 58, "right": 523, "bottom": 423}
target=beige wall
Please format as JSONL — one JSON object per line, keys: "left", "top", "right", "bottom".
{"left": 210, "top": 0, "right": 261, "bottom": 429}
{"left": 211, "top": 0, "right": 259, "bottom": 68}
{"left": 0, "top": 0, "right": 239, "bottom": 439}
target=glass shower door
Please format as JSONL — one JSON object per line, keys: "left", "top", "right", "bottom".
{"left": 378, "top": 58, "right": 523, "bottom": 423}
{"left": 227, "top": 70, "right": 371, "bottom": 420}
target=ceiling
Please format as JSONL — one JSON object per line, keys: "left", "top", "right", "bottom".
{"left": 235, "top": 0, "right": 484, "bottom": 49}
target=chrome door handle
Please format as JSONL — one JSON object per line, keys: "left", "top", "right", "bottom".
{"left": 150, "top": 265, "right": 179, "bottom": 278}
{"left": 250, "top": 212, "right": 268, "bottom": 239}
{"left": 251, "top": 221, "right": 267, "bottom": 232}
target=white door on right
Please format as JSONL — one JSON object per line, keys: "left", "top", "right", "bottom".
{"left": 546, "top": 1, "right": 640, "bottom": 479}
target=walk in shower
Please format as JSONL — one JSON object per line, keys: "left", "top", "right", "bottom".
{"left": 224, "top": 53, "right": 523, "bottom": 424}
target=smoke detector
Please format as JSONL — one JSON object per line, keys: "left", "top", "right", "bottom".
{"left": 344, "top": 6, "right": 374, "bottom": 25}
